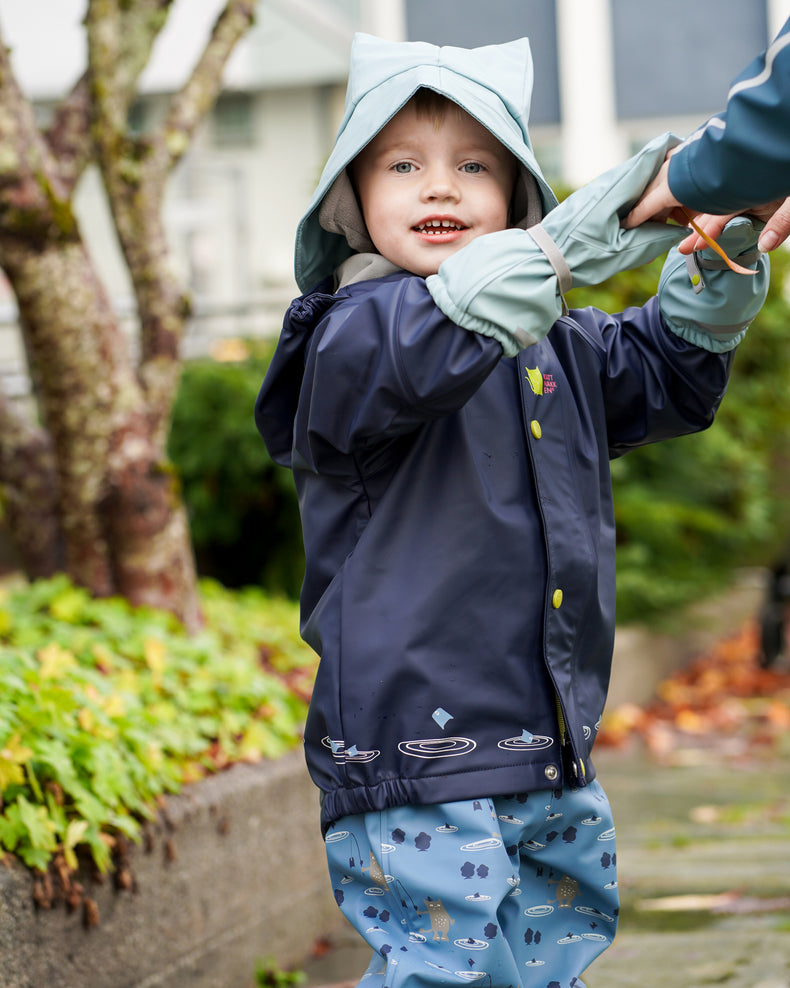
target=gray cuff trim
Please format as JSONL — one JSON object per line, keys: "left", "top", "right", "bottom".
{"left": 684, "top": 248, "right": 760, "bottom": 293}
{"left": 527, "top": 224, "right": 572, "bottom": 315}
{"left": 668, "top": 322, "right": 747, "bottom": 353}
{"left": 685, "top": 252, "right": 705, "bottom": 294}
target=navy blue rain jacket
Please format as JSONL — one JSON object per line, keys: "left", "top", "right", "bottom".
{"left": 255, "top": 271, "right": 733, "bottom": 834}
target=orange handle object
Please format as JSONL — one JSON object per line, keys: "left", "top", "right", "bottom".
{"left": 681, "top": 207, "right": 757, "bottom": 276}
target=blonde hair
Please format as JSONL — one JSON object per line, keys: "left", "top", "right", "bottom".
{"left": 408, "top": 87, "right": 466, "bottom": 129}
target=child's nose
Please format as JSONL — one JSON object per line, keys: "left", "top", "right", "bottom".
{"left": 421, "top": 166, "right": 459, "bottom": 202}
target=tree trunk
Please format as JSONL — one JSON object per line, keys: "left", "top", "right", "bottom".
{"left": 0, "top": 232, "right": 201, "bottom": 628}
{"left": 0, "top": 395, "right": 62, "bottom": 578}
{"left": 0, "top": 0, "right": 257, "bottom": 630}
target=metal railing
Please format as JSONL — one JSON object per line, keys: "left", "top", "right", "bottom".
{"left": 0, "top": 289, "right": 294, "bottom": 400}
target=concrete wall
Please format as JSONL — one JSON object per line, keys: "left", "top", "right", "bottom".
{"left": 605, "top": 568, "right": 765, "bottom": 713}
{"left": 0, "top": 751, "right": 342, "bottom": 988}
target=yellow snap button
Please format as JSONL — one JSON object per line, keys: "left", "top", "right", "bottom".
{"left": 552, "top": 588, "right": 563, "bottom": 609}
{"left": 530, "top": 420, "right": 542, "bottom": 439}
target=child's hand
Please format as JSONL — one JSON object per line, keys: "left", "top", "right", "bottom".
{"left": 658, "top": 216, "right": 769, "bottom": 353}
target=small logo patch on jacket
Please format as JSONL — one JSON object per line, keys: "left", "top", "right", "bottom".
{"left": 525, "top": 366, "right": 557, "bottom": 396}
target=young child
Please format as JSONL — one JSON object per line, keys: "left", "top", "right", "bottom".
{"left": 256, "top": 34, "right": 768, "bottom": 988}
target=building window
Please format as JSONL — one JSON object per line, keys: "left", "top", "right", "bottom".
{"left": 611, "top": 0, "right": 769, "bottom": 119}
{"left": 128, "top": 99, "right": 149, "bottom": 136}
{"left": 405, "top": 0, "right": 560, "bottom": 126}
{"left": 212, "top": 92, "right": 255, "bottom": 147}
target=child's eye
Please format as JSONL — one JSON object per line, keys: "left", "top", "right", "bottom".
{"left": 393, "top": 162, "right": 414, "bottom": 173}
{"left": 461, "top": 162, "right": 485, "bottom": 174}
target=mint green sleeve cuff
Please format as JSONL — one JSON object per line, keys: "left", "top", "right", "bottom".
{"left": 426, "top": 270, "right": 538, "bottom": 358}
{"left": 425, "top": 229, "right": 562, "bottom": 357}
{"left": 658, "top": 217, "right": 769, "bottom": 354}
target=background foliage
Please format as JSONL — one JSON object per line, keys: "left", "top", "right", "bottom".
{"left": 0, "top": 576, "right": 315, "bottom": 875}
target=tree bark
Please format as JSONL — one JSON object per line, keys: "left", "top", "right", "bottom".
{"left": 0, "top": 393, "right": 61, "bottom": 578}
{"left": 0, "top": 234, "right": 200, "bottom": 627}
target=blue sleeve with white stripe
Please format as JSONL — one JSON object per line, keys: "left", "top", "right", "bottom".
{"left": 668, "top": 16, "right": 790, "bottom": 214}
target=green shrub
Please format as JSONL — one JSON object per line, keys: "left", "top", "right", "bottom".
{"left": 168, "top": 342, "right": 304, "bottom": 597}
{"left": 0, "top": 575, "right": 316, "bottom": 874}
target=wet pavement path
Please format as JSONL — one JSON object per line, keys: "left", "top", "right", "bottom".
{"left": 301, "top": 744, "right": 790, "bottom": 988}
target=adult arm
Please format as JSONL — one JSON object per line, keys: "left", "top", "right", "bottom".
{"left": 667, "top": 16, "right": 790, "bottom": 215}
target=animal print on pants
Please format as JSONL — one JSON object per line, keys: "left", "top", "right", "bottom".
{"left": 325, "top": 780, "right": 619, "bottom": 988}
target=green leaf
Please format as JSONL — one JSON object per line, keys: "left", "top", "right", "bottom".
{"left": 15, "top": 795, "right": 59, "bottom": 855}
{"left": 49, "top": 585, "right": 90, "bottom": 623}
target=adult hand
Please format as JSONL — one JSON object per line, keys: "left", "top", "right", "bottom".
{"left": 677, "top": 196, "right": 790, "bottom": 254}
{"left": 624, "top": 149, "right": 790, "bottom": 253}
{"left": 621, "top": 155, "right": 689, "bottom": 229}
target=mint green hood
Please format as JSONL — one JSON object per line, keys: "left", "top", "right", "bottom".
{"left": 294, "top": 33, "right": 559, "bottom": 293}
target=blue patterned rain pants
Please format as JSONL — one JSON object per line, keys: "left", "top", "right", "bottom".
{"left": 324, "top": 781, "right": 619, "bottom": 988}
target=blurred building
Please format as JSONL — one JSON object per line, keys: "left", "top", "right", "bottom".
{"left": 0, "top": 0, "right": 786, "bottom": 359}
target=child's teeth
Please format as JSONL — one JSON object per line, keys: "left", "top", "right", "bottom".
{"left": 418, "top": 220, "right": 461, "bottom": 232}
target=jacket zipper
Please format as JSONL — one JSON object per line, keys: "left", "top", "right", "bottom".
{"left": 555, "top": 690, "right": 585, "bottom": 781}
{"left": 555, "top": 691, "right": 568, "bottom": 747}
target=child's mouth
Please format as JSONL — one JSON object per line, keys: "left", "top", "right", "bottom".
{"left": 413, "top": 219, "right": 468, "bottom": 239}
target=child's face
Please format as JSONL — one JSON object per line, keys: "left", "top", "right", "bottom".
{"left": 352, "top": 102, "right": 516, "bottom": 277}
